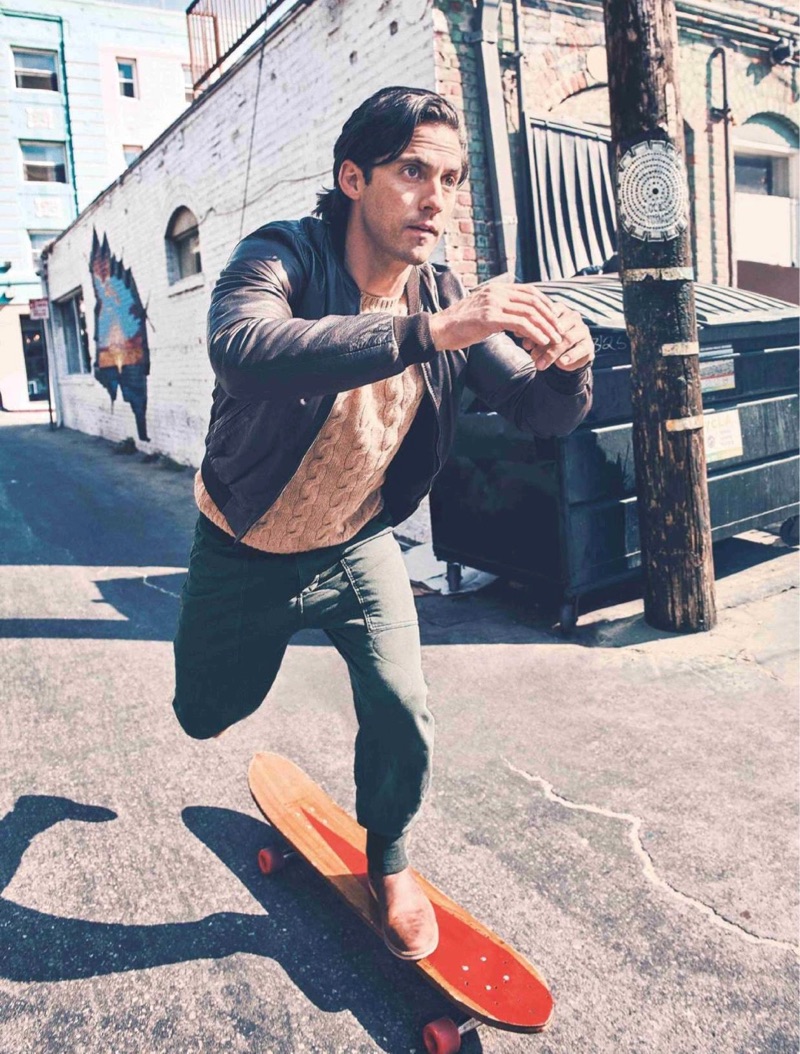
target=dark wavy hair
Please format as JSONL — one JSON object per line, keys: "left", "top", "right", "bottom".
{"left": 314, "top": 86, "right": 469, "bottom": 238}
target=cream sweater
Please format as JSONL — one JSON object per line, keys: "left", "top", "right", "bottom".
{"left": 195, "top": 290, "right": 425, "bottom": 552}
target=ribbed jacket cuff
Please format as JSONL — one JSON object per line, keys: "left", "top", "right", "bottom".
{"left": 393, "top": 313, "right": 437, "bottom": 366}
{"left": 540, "top": 362, "right": 591, "bottom": 394}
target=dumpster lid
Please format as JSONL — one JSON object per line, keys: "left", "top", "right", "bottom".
{"left": 538, "top": 276, "right": 800, "bottom": 330}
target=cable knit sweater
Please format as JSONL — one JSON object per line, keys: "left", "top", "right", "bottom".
{"left": 194, "top": 289, "right": 425, "bottom": 552}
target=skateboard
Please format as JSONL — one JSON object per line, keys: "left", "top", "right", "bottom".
{"left": 248, "top": 752, "right": 554, "bottom": 1053}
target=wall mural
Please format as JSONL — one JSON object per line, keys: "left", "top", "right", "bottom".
{"left": 89, "top": 229, "right": 150, "bottom": 441}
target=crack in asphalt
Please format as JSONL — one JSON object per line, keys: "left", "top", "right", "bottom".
{"left": 720, "top": 582, "right": 797, "bottom": 611}
{"left": 730, "top": 648, "right": 784, "bottom": 683}
{"left": 504, "top": 759, "right": 800, "bottom": 959}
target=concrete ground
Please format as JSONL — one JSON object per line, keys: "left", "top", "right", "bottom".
{"left": 0, "top": 416, "right": 797, "bottom": 1054}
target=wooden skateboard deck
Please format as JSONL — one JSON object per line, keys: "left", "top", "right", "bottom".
{"left": 248, "top": 752, "right": 554, "bottom": 1050}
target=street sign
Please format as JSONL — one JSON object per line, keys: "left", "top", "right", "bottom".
{"left": 29, "top": 297, "right": 49, "bottom": 320}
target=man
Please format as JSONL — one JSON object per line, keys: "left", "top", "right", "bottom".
{"left": 173, "top": 86, "right": 594, "bottom": 961}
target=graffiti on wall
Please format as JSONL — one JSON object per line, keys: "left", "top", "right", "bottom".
{"left": 90, "top": 230, "right": 150, "bottom": 442}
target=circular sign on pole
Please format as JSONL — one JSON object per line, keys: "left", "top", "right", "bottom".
{"left": 617, "top": 140, "right": 689, "bottom": 242}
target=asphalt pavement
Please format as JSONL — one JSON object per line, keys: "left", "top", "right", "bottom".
{"left": 0, "top": 416, "right": 798, "bottom": 1054}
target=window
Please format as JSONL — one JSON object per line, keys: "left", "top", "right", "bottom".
{"left": 21, "top": 141, "right": 67, "bottom": 183}
{"left": 182, "top": 64, "right": 196, "bottom": 103}
{"left": 55, "top": 291, "right": 90, "bottom": 375}
{"left": 13, "top": 48, "right": 58, "bottom": 91}
{"left": 29, "top": 231, "right": 59, "bottom": 275}
{"left": 735, "top": 154, "right": 790, "bottom": 197}
{"left": 117, "top": 59, "right": 137, "bottom": 98}
{"left": 734, "top": 114, "right": 799, "bottom": 269}
{"left": 165, "top": 206, "right": 202, "bottom": 283}
{"left": 123, "top": 144, "right": 143, "bottom": 167}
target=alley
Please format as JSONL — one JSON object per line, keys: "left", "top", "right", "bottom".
{"left": 0, "top": 418, "right": 797, "bottom": 1054}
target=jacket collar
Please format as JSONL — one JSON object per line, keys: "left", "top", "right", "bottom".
{"left": 320, "top": 217, "right": 430, "bottom": 315}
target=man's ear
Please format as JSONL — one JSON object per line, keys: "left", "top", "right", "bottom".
{"left": 338, "top": 159, "right": 365, "bottom": 202}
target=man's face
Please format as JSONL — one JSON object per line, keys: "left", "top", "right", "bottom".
{"left": 341, "top": 122, "right": 464, "bottom": 269}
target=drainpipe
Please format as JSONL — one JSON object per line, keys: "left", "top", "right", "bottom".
{"left": 472, "top": 0, "right": 518, "bottom": 277}
{"left": 510, "top": 0, "right": 532, "bottom": 280}
{"left": 3, "top": 10, "right": 79, "bottom": 219}
{"left": 38, "top": 253, "right": 61, "bottom": 429}
{"left": 710, "top": 47, "right": 735, "bottom": 287}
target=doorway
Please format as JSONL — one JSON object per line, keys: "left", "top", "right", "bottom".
{"left": 19, "top": 314, "right": 49, "bottom": 401}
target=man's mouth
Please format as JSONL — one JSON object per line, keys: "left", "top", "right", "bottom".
{"left": 408, "top": 223, "right": 438, "bottom": 236}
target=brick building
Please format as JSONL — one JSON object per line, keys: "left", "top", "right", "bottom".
{"left": 42, "top": 0, "right": 798, "bottom": 465}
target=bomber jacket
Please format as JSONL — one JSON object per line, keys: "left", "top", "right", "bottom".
{"left": 201, "top": 216, "right": 593, "bottom": 541}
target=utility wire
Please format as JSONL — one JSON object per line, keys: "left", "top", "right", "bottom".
{"left": 238, "top": 14, "right": 271, "bottom": 240}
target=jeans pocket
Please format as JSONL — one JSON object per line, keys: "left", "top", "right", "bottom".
{"left": 339, "top": 530, "right": 418, "bottom": 635}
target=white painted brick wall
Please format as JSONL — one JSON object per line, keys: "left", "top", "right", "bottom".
{"left": 46, "top": 0, "right": 437, "bottom": 466}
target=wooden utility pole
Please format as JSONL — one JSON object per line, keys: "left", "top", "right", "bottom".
{"left": 602, "top": 0, "right": 717, "bottom": 632}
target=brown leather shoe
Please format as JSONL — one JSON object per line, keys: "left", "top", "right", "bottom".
{"left": 368, "top": 868, "right": 439, "bottom": 961}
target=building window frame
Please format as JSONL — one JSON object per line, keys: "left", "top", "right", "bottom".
{"left": 12, "top": 47, "right": 59, "bottom": 92}
{"left": 165, "top": 206, "right": 202, "bottom": 285}
{"left": 182, "top": 64, "right": 196, "bottom": 104}
{"left": 734, "top": 143, "right": 794, "bottom": 198}
{"left": 54, "top": 289, "right": 91, "bottom": 376}
{"left": 117, "top": 58, "right": 138, "bottom": 99}
{"left": 20, "top": 140, "right": 68, "bottom": 183}
{"left": 123, "top": 144, "right": 143, "bottom": 168}
{"left": 29, "top": 231, "right": 59, "bottom": 276}
{"left": 733, "top": 114, "right": 799, "bottom": 270}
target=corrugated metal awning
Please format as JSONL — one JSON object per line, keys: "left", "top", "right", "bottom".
{"left": 527, "top": 119, "right": 617, "bottom": 281}
{"left": 537, "top": 275, "right": 800, "bottom": 330}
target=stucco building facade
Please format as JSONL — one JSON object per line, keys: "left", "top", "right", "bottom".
{"left": 0, "top": 0, "right": 190, "bottom": 411}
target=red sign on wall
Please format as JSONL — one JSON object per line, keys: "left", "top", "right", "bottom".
{"left": 29, "top": 298, "right": 49, "bottom": 320}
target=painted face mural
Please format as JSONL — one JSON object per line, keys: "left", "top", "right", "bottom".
{"left": 90, "top": 230, "right": 150, "bottom": 442}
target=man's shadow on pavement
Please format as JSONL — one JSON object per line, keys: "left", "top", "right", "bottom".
{"left": 0, "top": 796, "right": 483, "bottom": 1052}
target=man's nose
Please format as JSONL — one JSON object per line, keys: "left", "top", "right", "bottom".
{"left": 421, "top": 179, "right": 445, "bottom": 213}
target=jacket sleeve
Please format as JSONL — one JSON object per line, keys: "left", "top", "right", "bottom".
{"left": 207, "top": 225, "right": 436, "bottom": 400}
{"left": 429, "top": 263, "right": 593, "bottom": 438}
{"left": 464, "top": 331, "right": 593, "bottom": 438}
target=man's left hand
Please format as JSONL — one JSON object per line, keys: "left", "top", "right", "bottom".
{"left": 521, "top": 299, "right": 595, "bottom": 373}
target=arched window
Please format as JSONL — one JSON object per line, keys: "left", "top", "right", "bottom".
{"left": 165, "top": 206, "right": 202, "bottom": 284}
{"left": 734, "top": 114, "right": 798, "bottom": 198}
{"left": 734, "top": 114, "right": 799, "bottom": 275}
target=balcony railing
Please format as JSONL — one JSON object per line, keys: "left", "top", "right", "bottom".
{"left": 186, "top": 0, "right": 301, "bottom": 88}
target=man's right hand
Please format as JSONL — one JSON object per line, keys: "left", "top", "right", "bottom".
{"left": 428, "top": 282, "right": 565, "bottom": 352}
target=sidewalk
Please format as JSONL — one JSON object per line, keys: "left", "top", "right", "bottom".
{"left": 0, "top": 420, "right": 797, "bottom": 1054}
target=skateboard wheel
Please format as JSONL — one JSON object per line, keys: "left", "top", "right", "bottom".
{"left": 257, "top": 847, "right": 287, "bottom": 875}
{"left": 422, "top": 1018, "right": 461, "bottom": 1054}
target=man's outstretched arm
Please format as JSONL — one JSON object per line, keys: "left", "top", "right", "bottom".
{"left": 208, "top": 225, "right": 437, "bottom": 400}
{"left": 430, "top": 275, "right": 595, "bottom": 438}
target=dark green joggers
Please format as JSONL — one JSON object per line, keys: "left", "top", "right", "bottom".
{"left": 172, "top": 512, "right": 434, "bottom": 875}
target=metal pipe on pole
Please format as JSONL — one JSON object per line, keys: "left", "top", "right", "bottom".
{"left": 473, "top": 0, "right": 518, "bottom": 277}
{"left": 602, "top": 0, "right": 718, "bottom": 632}
{"left": 709, "top": 47, "right": 735, "bottom": 288}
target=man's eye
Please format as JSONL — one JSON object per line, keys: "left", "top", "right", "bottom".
{"left": 403, "top": 165, "right": 420, "bottom": 178}
{"left": 443, "top": 176, "right": 457, "bottom": 188}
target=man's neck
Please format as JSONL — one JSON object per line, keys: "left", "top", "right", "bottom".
{"left": 343, "top": 223, "right": 411, "bottom": 300}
